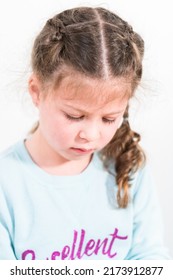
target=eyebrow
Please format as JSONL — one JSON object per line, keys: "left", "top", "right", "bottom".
{"left": 63, "top": 104, "right": 124, "bottom": 115}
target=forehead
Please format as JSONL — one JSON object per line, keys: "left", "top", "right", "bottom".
{"left": 51, "top": 74, "right": 132, "bottom": 107}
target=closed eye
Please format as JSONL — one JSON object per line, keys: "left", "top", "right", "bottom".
{"left": 65, "top": 114, "right": 116, "bottom": 124}
{"left": 65, "top": 114, "right": 84, "bottom": 121}
{"left": 102, "top": 118, "right": 116, "bottom": 124}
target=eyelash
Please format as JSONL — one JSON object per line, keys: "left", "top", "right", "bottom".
{"left": 65, "top": 114, "right": 116, "bottom": 124}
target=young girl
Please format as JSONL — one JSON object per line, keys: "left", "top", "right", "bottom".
{"left": 0, "top": 6, "right": 170, "bottom": 260}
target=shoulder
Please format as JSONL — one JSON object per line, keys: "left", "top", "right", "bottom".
{"left": 131, "top": 163, "right": 154, "bottom": 194}
{"left": 0, "top": 141, "right": 21, "bottom": 165}
{"left": 95, "top": 154, "right": 155, "bottom": 202}
{"left": 129, "top": 163, "right": 160, "bottom": 211}
{"left": 0, "top": 140, "right": 24, "bottom": 185}
{"left": 95, "top": 152, "right": 153, "bottom": 185}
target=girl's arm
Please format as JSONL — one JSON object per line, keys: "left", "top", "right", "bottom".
{"left": 125, "top": 165, "right": 171, "bottom": 260}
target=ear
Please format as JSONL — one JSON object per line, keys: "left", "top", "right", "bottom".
{"left": 28, "top": 74, "right": 42, "bottom": 107}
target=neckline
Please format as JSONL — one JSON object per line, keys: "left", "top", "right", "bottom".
{"left": 15, "top": 139, "right": 101, "bottom": 187}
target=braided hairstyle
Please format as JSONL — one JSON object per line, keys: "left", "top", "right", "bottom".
{"left": 31, "top": 7, "right": 145, "bottom": 208}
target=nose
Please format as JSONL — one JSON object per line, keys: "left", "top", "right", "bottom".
{"left": 79, "top": 122, "right": 100, "bottom": 142}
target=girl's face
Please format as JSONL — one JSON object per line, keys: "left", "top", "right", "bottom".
{"left": 29, "top": 75, "right": 130, "bottom": 165}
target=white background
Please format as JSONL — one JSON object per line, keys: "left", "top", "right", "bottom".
{"left": 0, "top": 0, "right": 172, "bottom": 257}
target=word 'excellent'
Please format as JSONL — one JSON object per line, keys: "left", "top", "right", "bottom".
{"left": 22, "top": 228, "right": 128, "bottom": 260}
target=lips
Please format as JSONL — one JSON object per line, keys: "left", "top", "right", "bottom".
{"left": 70, "top": 147, "right": 94, "bottom": 154}
{"left": 72, "top": 148, "right": 93, "bottom": 152}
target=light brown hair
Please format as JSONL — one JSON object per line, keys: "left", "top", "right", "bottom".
{"left": 30, "top": 7, "right": 145, "bottom": 208}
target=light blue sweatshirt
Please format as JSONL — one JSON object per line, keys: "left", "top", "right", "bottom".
{"left": 0, "top": 140, "right": 170, "bottom": 260}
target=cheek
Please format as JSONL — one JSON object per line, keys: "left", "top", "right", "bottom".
{"left": 101, "top": 126, "right": 117, "bottom": 145}
{"left": 38, "top": 105, "right": 75, "bottom": 144}
{"left": 101, "top": 117, "right": 123, "bottom": 144}
{"left": 40, "top": 108, "right": 65, "bottom": 133}
{"left": 45, "top": 117, "right": 78, "bottom": 141}
{"left": 107, "top": 129, "right": 117, "bottom": 141}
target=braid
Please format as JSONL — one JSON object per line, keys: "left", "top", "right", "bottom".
{"left": 31, "top": 18, "right": 66, "bottom": 80}
{"left": 100, "top": 105, "right": 146, "bottom": 208}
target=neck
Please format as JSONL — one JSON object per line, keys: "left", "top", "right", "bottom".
{"left": 25, "top": 129, "right": 93, "bottom": 176}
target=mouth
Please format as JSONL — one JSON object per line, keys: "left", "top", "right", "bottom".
{"left": 70, "top": 147, "right": 94, "bottom": 154}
